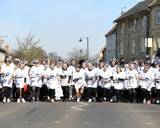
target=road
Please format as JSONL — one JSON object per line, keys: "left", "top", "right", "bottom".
{"left": 0, "top": 102, "right": 160, "bottom": 128}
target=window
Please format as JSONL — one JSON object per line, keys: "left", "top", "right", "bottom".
{"left": 131, "top": 39, "right": 135, "bottom": 54}
{"left": 156, "top": 10, "right": 160, "bottom": 25}
{"left": 120, "top": 42, "right": 124, "bottom": 55}
{"left": 121, "top": 22, "right": 125, "bottom": 34}
{"left": 142, "top": 16, "right": 146, "bottom": 28}
{"left": 141, "top": 37, "right": 145, "bottom": 52}
{"left": 133, "top": 19, "right": 137, "bottom": 30}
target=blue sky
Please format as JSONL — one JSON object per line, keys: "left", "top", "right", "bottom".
{"left": 0, "top": 0, "right": 141, "bottom": 58}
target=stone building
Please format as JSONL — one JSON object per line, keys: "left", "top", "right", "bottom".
{"left": 105, "top": 25, "right": 117, "bottom": 63}
{"left": 113, "top": 0, "right": 160, "bottom": 60}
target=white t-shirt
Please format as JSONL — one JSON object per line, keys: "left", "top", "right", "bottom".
{"left": 139, "top": 68, "right": 155, "bottom": 91}
{"left": 60, "top": 69, "right": 70, "bottom": 86}
{"left": 85, "top": 68, "right": 97, "bottom": 88}
{"left": 1, "top": 63, "right": 14, "bottom": 88}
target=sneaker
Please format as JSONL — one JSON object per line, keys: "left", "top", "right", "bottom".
{"left": 47, "top": 96, "right": 50, "bottom": 101}
{"left": 7, "top": 98, "right": 11, "bottom": 103}
{"left": 147, "top": 100, "right": 151, "bottom": 105}
{"left": 88, "top": 99, "right": 92, "bottom": 103}
{"left": 17, "top": 98, "right": 21, "bottom": 103}
{"left": 51, "top": 99, "right": 55, "bottom": 103}
{"left": 3, "top": 97, "right": 6, "bottom": 103}
{"left": 143, "top": 99, "right": 147, "bottom": 104}
{"left": 156, "top": 100, "right": 160, "bottom": 104}
{"left": 77, "top": 97, "right": 80, "bottom": 102}
{"left": 110, "top": 98, "right": 113, "bottom": 103}
{"left": 31, "top": 97, "right": 35, "bottom": 103}
{"left": 21, "top": 98, "right": 26, "bottom": 103}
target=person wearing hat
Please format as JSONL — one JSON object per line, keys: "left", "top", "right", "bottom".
{"left": 29, "top": 59, "right": 43, "bottom": 102}
{"left": 14, "top": 61, "right": 29, "bottom": 103}
{"left": 72, "top": 64, "right": 85, "bottom": 102}
{"left": 1, "top": 58, "right": 14, "bottom": 103}
{"left": 138, "top": 60, "right": 155, "bottom": 104}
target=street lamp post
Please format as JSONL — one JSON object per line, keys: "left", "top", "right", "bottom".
{"left": 79, "top": 37, "right": 89, "bottom": 60}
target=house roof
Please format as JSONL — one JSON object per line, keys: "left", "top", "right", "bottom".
{"left": 114, "top": 0, "right": 153, "bottom": 22}
{"left": 105, "top": 25, "right": 117, "bottom": 37}
{"left": 149, "top": 0, "right": 160, "bottom": 7}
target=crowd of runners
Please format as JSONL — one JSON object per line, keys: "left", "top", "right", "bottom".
{"left": 0, "top": 56, "right": 160, "bottom": 104}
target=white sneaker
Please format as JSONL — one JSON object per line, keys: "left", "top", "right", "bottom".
{"left": 7, "top": 98, "right": 11, "bottom": 103}
{"left": 147, "top": 100, "right": 151, "bottom": 105}
{"left": 77, "top": 98, "right": 80, "bottom": 102}
{"left": 51, "top": 99, "right": 55, "bottom": 103}
{"left": 88, "top": 99, "right": 92, "bottom": 103}
{"left": 17, "top": 98, "right": 21, "bottom": 103}
{"left": 156, "top": 100, "right": 160, "bottom": 104}
{"left": 3, "top": 97, "right": 6, "bottom": 103}
{"left": 21, "top": 98, "right": 26, "bottom": 103}
{"left": 143, "top": 99, "right": 147, "bottom": 104}
{"left": 110, "top": 99, "right": 113, "bottom": 103}
{"left": 47, "top": 96, "right": 50, "bottom": 101}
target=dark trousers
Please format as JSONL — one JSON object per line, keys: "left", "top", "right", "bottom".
{"left": 16, "top": 88, "right": 24, "bottom": 99}
{"left": 81, "top": 87, "right": 87, "bottom": 101}
{"left": 102, "top": 88, "right": 111, "bottom": 101}
{"left": 48, "top": 89, "right": 55, "bottom": 99}
{"left": 157, "top": 89, "right": 160, "bottom": 100}
{"left": 97, "top": 86, "right": 103, "bottom": 102}
{"left": 40, "top": 84, "right": 48, "bottom": 101}
{"left": 62, "top": 86, "right": 70, "bottom": 101}
{"left": 31, "top": 87, "right": 40, "bottom": 100}
{"left": 87, "top": 87, "right": 97, "bottom": 100}
{"left": 128, "top": 88, "right": 136, "bottom": 103}
{"left": 3, "top": 87, "right": 11, "bottom": 98}
{"left": 142, "top": 89, "right": 150, "bottom": 101}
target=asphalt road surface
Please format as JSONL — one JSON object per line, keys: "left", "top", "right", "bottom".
{"left": 0, "top": 102, "right": 160, "bottom": 128}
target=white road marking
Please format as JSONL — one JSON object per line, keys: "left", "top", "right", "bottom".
{"left": 54, "top": 121, "right": 60, "bottom": 124}
{"left": 71, "top": 102, "right": 89, "bottom": 111}
{"left": 145, "top": 116, "right": 151, "bottom": 119}
{"left": 121, "top": 110, "right": 160, "bottom": 113}
{"left": 145, "top": 122, "right": 153, "bottom": 125}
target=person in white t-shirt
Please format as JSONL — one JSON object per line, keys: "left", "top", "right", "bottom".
{"left": 1, "top": 58, "right": 14, "bottom": 103}
{"left": 60, "top": 62, "right": 70, "bottom": 102}
{"left": 100, "top": 63, "right": 113, "bottom": 102}
{"left": 46, "top": 61, "right": 59, "bottom": 102}
{"left": 112, "top": 66, "right": 125, "bottom": 102}
{"left": 67, "top": 59, "right": 76, "bottom": 100}
{"left": 73, "top": 64, "right": 85, "bottom": 102}
{"left": 138, "top": 60, "right": 154, "bottom": 104}
{"left": 125, "top": 63, "right": 138, "bottom": 103}
{"left": 14, "top": 61, "right": 29, "bottom": 103}
{"left": 29, "top": 59, "right": 43, "bottom": 102}
{"left": 85, "top": 62, "right": 97, "bottom": 103}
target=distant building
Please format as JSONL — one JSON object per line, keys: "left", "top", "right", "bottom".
{"left": 105, "top": 25, "right": 117, "bottom": 63}
{"left": 0, "top": 38, "right": 11, "bottom": 63}
{"left": 113, "top": 0, "right": 160, "bottom": 60}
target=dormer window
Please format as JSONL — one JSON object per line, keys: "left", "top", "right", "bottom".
{"left": 156, "top": 10, "right": 160, "bottom": 25}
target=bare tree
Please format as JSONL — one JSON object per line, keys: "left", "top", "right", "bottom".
{"left": 14, "top": 32, "right": 47, "bottom": 62}
{"left": 48, "top": 52, "right": 62, "bottom": 61}
{"left": 68, "top": 48, "right": 87, "bottom": 63}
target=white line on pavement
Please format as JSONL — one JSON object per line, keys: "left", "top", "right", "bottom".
{"left": 121, "top": 110, "right": 160, "bottom": 113}
{"left": 71, "top": 102, "right": 89, "bottom": 111}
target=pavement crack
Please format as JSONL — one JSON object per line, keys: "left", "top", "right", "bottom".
{"left": 25, "top": 107, "right": 38, "bottom": 117}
